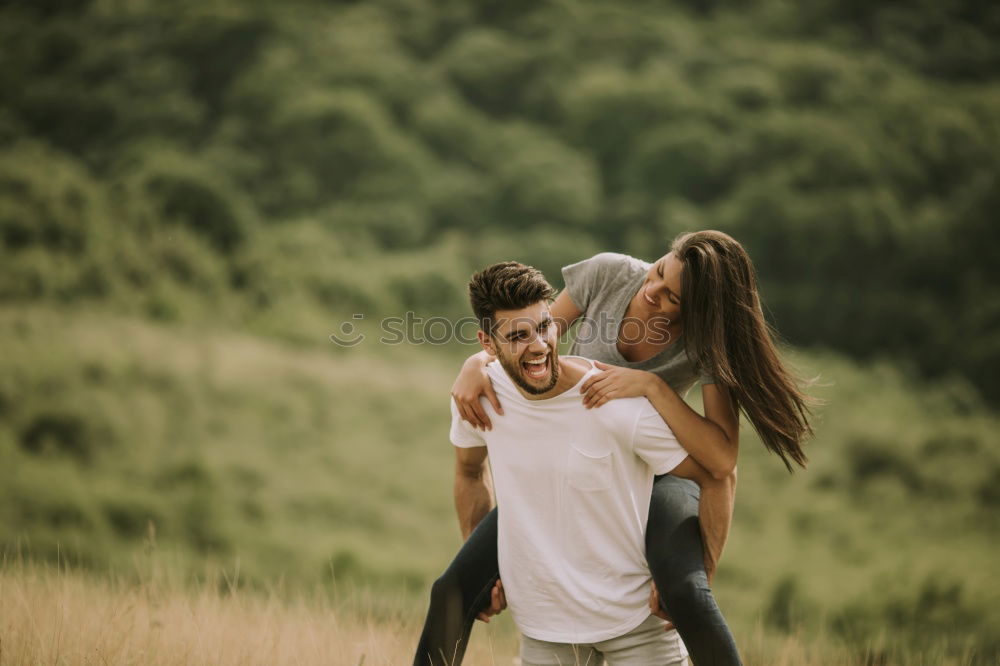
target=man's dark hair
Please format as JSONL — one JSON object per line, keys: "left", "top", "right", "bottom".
{"left": 468, "top": 262, "right": 557, "bottom": 334}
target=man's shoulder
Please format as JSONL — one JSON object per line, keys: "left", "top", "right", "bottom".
{"left": 590, "top": 394, "right": 653, "bottom": 436}
{"left": 604, "top": 394, "right": 654, "bottom": 416}
{"left": 561, "top": 356, "right": 594, "bottom": 380}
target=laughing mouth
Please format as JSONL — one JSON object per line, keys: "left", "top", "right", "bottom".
{"left": 643, "top": 290, "right": 657, "bottom": 307}
{"left": 522, "top": 354, "right": 549, "bottom": 379}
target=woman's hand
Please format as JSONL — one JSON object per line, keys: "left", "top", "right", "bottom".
{"left": 452, "top": 354, "right": 503, "bottom": 430}
{"left": 580, "top": 361, "right": 658, "bottom": 408}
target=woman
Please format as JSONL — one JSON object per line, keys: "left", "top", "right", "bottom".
{"left": 415, "top": 230, "right": 814, "bottom": 666}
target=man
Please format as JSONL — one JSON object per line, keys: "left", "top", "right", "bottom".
{"left": 428, "top": 262, "right": 728, "bottom": 665}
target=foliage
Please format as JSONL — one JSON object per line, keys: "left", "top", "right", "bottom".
{"left": 0, "top": 0, "right": 998, "bottom": 398}
{"left": 1, "top": 1, "right": 999, "bottom": 660}
{"left": 0, "top": 309, "right": 998, "bottom": 660}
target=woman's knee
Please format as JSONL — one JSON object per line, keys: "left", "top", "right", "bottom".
{"left": 650, "top": 475, "right": 699, "bottom": 517}
{"left": 429, "top": 568, "right": 463, "bottom": 607}
{"left": 662, "top": 572, "right": 714, "bottom": 621}
{"left": 648, "top": 476, "right": 703, "bottom": 559}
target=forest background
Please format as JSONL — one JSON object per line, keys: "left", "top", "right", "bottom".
{"left": 1, "top": 0, "right": 998, "bottom": 663}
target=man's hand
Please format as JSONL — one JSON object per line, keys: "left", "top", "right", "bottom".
{"left": 649, "top": 583, "right": 675, "bottom": 631}
{"left": 476, "top": 579, "right": 507, "bottom": 623}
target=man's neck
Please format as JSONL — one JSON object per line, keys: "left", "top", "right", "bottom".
{"left": 516, "top": 357, "right": 590, "bottom": 401}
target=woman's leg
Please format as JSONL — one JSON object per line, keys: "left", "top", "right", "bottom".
{"left": 413, "top": 508, "right": 500, "bottom": 666}
{"left": 646, "top": 475, "right": 742, "bottom": 666}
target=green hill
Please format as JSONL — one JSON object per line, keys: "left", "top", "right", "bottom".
{"left": 1, "top": 306, "right": 997, "bottom": 660}
{"left": 2, "top": 0, "right": 1000, "bottom": 661}
{"left": 1, "top": 0, "right": 999, "bottom": 397}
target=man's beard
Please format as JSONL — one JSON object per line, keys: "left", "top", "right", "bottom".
{"left": 497, "top": 348, "right": 560, "bottom": 395}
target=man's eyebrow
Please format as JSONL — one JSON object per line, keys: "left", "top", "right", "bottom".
{"left": 503, "top": 318, "right": 551, "bottom": 341}
{"left": 503, "top": 326, "right": 527, "bottom": 341}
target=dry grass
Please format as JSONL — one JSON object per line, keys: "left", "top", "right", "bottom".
{"left": 0, "top": 564, "right": 985, "bottom": 666}
{"left": 0, "top": 564, "right": 517, "bottom": 666}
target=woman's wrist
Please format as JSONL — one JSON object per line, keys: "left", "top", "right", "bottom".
{"left": 643, "top": 372, "right": 667, "bottom": 398}
{"left": 464, "top": 350, "right": 491, "bottom": 369}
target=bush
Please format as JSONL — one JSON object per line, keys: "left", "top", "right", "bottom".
{"left": 0, "top": 143, "right": 113, "bottom": 302}
{"left": 846, "top": 437, "right": 924, "bottom": 495}
{"left": 764, "top": 576, "right": 811, "bottom": 633}
{"left": 488, "top": 123, "right": 600, "bottom": 229}
{"left": 266, "top": 88, "right": 434, "bottom": 212}
{"left": 178, "top": 491, "right": 232, "bottom": 555}
{"left": 102, "top": 497, "right": 162, "bottom": 539}
{"left": 833, "top": 576, "right": 998, "bottom": 660}
{"left": 114, "top": 147, "right": 257, "bottom": 255}
{"left": 1, "top": 0, "right": 999, "bottom": 400}
{"left": 440, "top": 28, "right": 535, "bottom": 116}
{"left": 18, "top": 407, "right": 115, "bottom": 464}
{"left": 561, "top": 65, "right": 701, "bottom": 182}
{"left": 623, "top": 122, "right": 737, "bottom": 203}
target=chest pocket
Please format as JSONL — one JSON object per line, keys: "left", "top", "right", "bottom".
{"left": 567, "top": 446, "right": 613, "bottom": 492}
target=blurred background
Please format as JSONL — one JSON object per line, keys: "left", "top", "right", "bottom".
{"left": 0, "top": 0, "right": 998, "bottom": 662}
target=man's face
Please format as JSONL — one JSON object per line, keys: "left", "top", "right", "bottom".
{"left": 480, "top": 301, "right": 560, "bottom": 395}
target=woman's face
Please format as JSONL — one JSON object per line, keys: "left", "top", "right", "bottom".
{"left": 638, "top": 252, "right": 683, "bottom": 321}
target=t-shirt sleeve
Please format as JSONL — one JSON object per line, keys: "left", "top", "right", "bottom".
{"left": 561, "top": 252, "right": 627, "bottom": 313}
{"left": 450, "top": 398, "right": 487, "bottom": 449}
{"left": 631, "top": 400, "right": 689, "bottom": 475}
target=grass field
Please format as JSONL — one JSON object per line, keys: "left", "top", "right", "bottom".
{"left": 0, "top": 562, "right": 989, "bottom": 666}
{"left": 1, "top": 305, "right": 998, "bottom": 664}
{"left": 0, "top": 561, "right": 514, "bottom": 666}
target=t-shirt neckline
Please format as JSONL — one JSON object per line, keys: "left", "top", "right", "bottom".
{"left": 488, "top": 356, "right": 598, "bottom": 404}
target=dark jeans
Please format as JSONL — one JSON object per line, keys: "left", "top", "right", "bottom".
{"left": 413, "top": 475, "right": 741, "bottom": 665}
{"left": 645, "top": 475, "right": 741, "bottom": 665}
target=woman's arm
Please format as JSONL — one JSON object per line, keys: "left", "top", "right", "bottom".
{"left": 452, "top": 350, "right": 499, "bottom": 430}
{"left": 645, "top": 380, "right": 740, "bottom": 480}
{"left": 582, "top": 365, "right": 739, "bottom": 479}
{"left": 584, "top": 368, "right": 740, "bottom": 567}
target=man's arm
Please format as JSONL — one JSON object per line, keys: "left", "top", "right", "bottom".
{"left": 454, "top": 445, "right": 493, "bottom": 540}
{"left": 668, "top": 457, "right": 737, "bottom": 582}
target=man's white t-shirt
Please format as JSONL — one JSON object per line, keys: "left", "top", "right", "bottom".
{"left": 450, "top": 357, "right": 690, "bottom": 652}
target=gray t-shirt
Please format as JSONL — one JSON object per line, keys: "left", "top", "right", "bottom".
{"left": 561, "top": 252, "right": 715, "bottom": 396}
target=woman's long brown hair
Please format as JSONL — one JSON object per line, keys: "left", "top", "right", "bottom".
{"left": 672, "top": 230, "right": 815, "bottom": 471}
